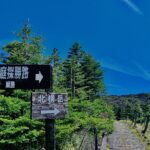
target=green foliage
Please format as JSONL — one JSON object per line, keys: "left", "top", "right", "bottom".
{"left": 63, "top": 42, "right": 105, "bottom": 100}
{"left": 2, "top": 23, "right": 44, "bottom": 64}
{"left": 56, "top": 99, "right": 114, "bottom": 149}
{"left": 45, "top": 48, "right": 60, "bottom": 67}
{"left": 47, "top": 48, "right": 67, "bottom": 93}
{"left": 81, "top": 52, "right": 105, "bottom": 99}
{"left": 63, "top": 42, "right": 86, "bottom": 99}
{"left": 0, "top": 24, "right": 114, "bottom": 149}
{"left": 107, "top": 94, "right": 150, "bottom": 135}
{"left": 0, "top": 95, "right": 44, "bottom": 150}
{"left": 0, "top": 95, "right": 28, "bottom": 118}
{"left": 12, "top": 90, "right": 32, "bottom": 101}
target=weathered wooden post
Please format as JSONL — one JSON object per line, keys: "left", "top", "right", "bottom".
{"left": 45, "top": 119, "right": 55, "bottom": 150}
{"left": 94, "top": 127, "right": 98, "bottom": 150}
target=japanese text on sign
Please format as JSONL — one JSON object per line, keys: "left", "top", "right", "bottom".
{"left": 0, "top": 66, "right": 29, "bottom": 80}
{"left": 35, "top": 94, "right": 65, "bottom": 104}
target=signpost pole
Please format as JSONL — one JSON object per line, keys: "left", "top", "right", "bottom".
{"left": 94, "top": 127, "right": 98, "bottom": 150}
{"left": 45, "top": 119, "right": 55, "bottom": 150}
{"left": 0, "top": 64, "right": 58, "bottom": 150}
{"left": 45, "top": 66, "right": 55, "bottom": 150}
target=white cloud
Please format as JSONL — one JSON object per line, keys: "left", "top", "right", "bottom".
{"left": 101, "top": 56, "right": 150, "bottom": 81}
{"left": 122, "top": 0, "right": 143, "bottom": 15}
{"left": 133, "top": 61, "right": 150, "bottom": 80}
{"left": 101, "top": 56, "right": 138, "bottom": 76}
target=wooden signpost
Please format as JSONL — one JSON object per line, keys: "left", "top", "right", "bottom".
{"left": 0, "top": 64, "right": 67, "bottom": 150}
{"left": 32, "top": 92, "right": 68, "bottom": 150}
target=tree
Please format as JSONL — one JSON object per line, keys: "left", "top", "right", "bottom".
{"left": 63, "top": 42, "right": 105, "bottom": 100}
{"left": 45, "top": 48, "right": 60, "bottom": 67}
{"left": 142, "top": 103, "right": 150, "bottom": 134}
{"left": 131, "top": 100, "right": 143, "bottom": 127}
{"left": 2, "top": 23, "right": 43, "bottom": 64}
{"left": 0, "top": 23, "right": 45, "bottom": 150}
{"left": 56, "top": 98, "right": 114, "bottom": 149}
{"left": 0, "top": 95, "right": 45, "bottom": 150}
{"left": 81, "top": 52, "right": 105, "bottom": 100}
{"left": 45, "top": 48, "right": 66, "bottom": 93}
{"left": 63, "top": 42, "right": 86, "bottom": 99}
{"left": 0, "top": 25, "right": 114, "bottom": 150}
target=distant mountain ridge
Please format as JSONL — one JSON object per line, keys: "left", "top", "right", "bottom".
{"left": 104, "top": 93, "right": 150, "bottom": 105}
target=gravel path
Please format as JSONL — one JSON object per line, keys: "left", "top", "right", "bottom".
{"left": 108, "top": 121, "right": 145, "bottom": 150}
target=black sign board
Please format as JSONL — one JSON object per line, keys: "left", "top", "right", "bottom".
{"left": 32, "top": 92, "right": 68, "bottom": 119}
{"left": 0, "top": 65, "right": 52, "bottom": 89}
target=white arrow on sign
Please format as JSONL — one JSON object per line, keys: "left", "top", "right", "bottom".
{"left": 41, "top": 108, "right": 60, "bottom": 115}
{"left": 35, "top": 71, "right": 43, "bottom": 83}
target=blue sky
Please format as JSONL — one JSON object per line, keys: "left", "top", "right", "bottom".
{"left": 0, "top": 0, "right": 150, "bottom": 95}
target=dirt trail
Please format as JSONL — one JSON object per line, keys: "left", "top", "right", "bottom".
{"left": 108, "top": 121, "right": 145, "bottom": 150}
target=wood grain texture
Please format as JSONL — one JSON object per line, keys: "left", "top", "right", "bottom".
{"left": 32, "top": 92, "right": 68, "bottom": 119}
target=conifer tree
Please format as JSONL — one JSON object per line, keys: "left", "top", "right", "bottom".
{"left": 0, "top": 23, "right": 45, "bottom": 149}
{"left": 2, "top": 23, "right": 43, "bottom": 64}
{"left": 63, "top": 42, "right": 105, "bottom": 100}
{"left": 45, "top": 48, "right": 60, "bottom": 67}
{"left": 45, "top": 48, "right": 66, "bottom": 92}
{"left": 81, "top": 52, "right": 105, "bottom": 99}
{"left": 63, "top": 42, "right": 86, "bottom": 99}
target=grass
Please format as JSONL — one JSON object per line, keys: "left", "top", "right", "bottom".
{"left": 106, "top": 144, "right": 110, "bottom": 150}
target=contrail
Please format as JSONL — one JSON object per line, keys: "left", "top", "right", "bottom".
{"left": 122, "top": 0, "right": 143, "bottom": 15}
{"left": 133, "top": 61, "right": 150, "bottom": 80}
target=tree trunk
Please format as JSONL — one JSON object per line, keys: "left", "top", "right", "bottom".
{"left": 142, "top": 116, "right": 150, "bottom": 135}
{"left": 134, "top": 114, "right": 137, "bottom": 127}
{"left": 70, "top": 67, "right": 74, "bottom": 99}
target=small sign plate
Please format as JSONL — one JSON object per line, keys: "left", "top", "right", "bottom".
{"left": 32, "top": 92, "right": 68, "bottom": 119}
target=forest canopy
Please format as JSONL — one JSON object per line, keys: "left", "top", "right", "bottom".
{"left": 0, "top": 24, "right": 114, "bottom": 150}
